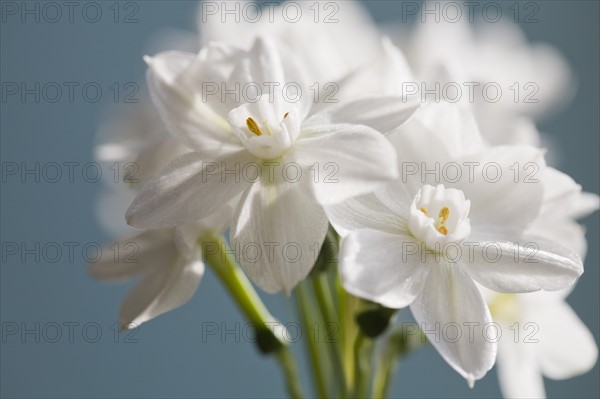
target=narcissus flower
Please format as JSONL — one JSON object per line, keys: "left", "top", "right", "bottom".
{"left": 488, "top": 176, "right": 599, "bottom": 398}
{"left": 125, "top": 37, "right": 418, "bottom": 294}
{"left": 487, "top": 288, "right": 598, "bottom": 398}
{"left": 326, "top": 102, "right": 584, "bottom": 384}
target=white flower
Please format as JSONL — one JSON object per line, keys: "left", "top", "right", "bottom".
{"left": 326, "top": 102, "right": 584, "bottom": 384}
{"left": 125, "top": 37, "right": 418, "bottom": 294}
{"left": 488, "top": 289, "right": 598, "bottom": 398}
{"left": 379, "top": 4, "right": 573, "bottom": 147}
{"left": 404, "top": 11, "right": 574, "bottom": 118}
{"left": 90, "top": 207, "right": 231, "bottom": 330}
{"left": 487, "top": 169, "right": 599, "bottom": 398}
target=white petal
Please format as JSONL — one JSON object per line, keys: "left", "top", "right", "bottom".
{"left": 292, "top": 124, "right": 398, "bottom": 205}
{"left": 496, "top": 332, "right": 546, "bottom": 399}
{"left": 325, "top": 193, "right": 406, "bottom": 237}
{"left": 340, "top": 229, "right": 429, "bottom": 308}
{"left": 126, "top": 151, "right": 253, "bottom": 229}
{"left": 410, "top": 263, "right": 496, "bottom": 383}
{"left": 120, "top": 255, "right": 204, "bottom": 329}
{"left": 459, "top": 145, "right": 546, "bottom": 233}
{"left": 230, "top": 178, "right": 328, "bottom": 294}
{"left": 89, "top": 230, "right": 175, "bottom": 281}
{"left": 462, "top": 232, "right": 583, "bottom": 293}
{"left": 372, "top": 185, "right": 413, "bottom": 224}
{"left": 530, "top": 301, "right": 598, "bottom": 379}
{"left": 146, "top": 49, "right": 242, "bottom": 159}
{"left": 392, "top": 101, "right": 485, "bottom": 158}
{"left": 183, "top": 42, "right": 245, "bottom": 117}
{"left": 378, "top": 106, "right": 467, "bottom": 208}
{"left": 94, "top": 103, "right": 189, "bottom": 185}
{"left": 131, "top": 136, "right": 192, "bottom": 186}
{"left": 478, "top": 114, "right": 542, "bottom": 147}
{"left": 528, "top": 217, "right": 588, "bottom": 260}
{"left": 304, "top": 97, "right": 419, "bottom": 135}
{"left": 336, "top": 37, "right": 415, "bottom": 100}
{"left": 539, "top": 167, "right": 581, "bottom": 217}
{"left": 228, "top": 37, "right": 311, "bottom": 120}
{"left": 570, "top": 191, "right": 600, "bottom": 220}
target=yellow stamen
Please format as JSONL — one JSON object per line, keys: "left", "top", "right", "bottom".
{"left": 284, "top": 112, "right": 289, "bottom": 119}
{"left": 437, "top": 226, "right": 448, "bottom": 236}
{"left": 420, "top": 207, "right": 428, "bottom": 215}
{"left": 246, "top": 117, "right": 262, "bottom": 136}
{"left": 439, "top": 207, "right": 450, "bottom": 224}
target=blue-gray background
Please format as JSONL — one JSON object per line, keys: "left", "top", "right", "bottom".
{"left": 1, "top": 1, "right": 598, "bottom": 398}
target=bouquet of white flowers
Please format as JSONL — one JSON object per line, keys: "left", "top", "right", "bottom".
{"left": 91, "top": 2, "right": 598, "bottom": 398}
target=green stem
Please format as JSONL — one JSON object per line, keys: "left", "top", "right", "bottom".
{"left": 338, "top": 276, "right": 360, "bottom": 388}
{"left": 372, "top": 327, "right": 427, "bottom": 399}
{"left": 295, "top": 283, "right": 328, "bottom": 399}
{"left": 372, "top": 350, "right": 395, "bottom": 399}
{"left": 312, "top": 273, "right": 347, "bottom": 397}
{"left": 276, "top": 347, "right": 306, "bottom": 399}
{"left": 200, "top": 234, "right": 304, "bottom": 399}
{"left": 352, "top": 332, "right": 373, "bottom": 399}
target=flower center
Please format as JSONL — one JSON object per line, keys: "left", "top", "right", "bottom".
{"left": 228, "top": 95, "right": 300, "bottom": 160}
{"left": 245, "top": 113, "right": 289, "bottom": 138}
{"left": 408, "top": 184, "right": 471, "bottom": 251}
